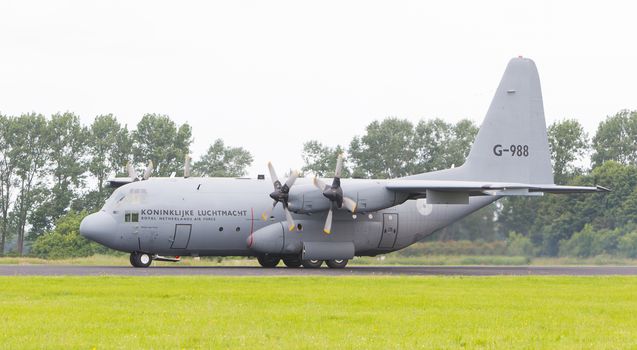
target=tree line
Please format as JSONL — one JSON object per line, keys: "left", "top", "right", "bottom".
{"left": 0, "top": 112, "right": 252, "bottom": 256}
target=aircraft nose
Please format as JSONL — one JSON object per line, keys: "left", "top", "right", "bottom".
{"left": 80, "top": 212, "right": 116, "bottom": 244}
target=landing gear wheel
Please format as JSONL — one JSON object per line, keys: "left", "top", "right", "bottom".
{"left": 130, "top": 252, "right": 153, "bottom": 268}
{"left": 301, "top": 259, "right": 323, "bottom": 268}
{"left": 283, "top": 257, "right": 302, "bottom": 268}
{"left": 326, "top": 259, "right": 348, "bottom": 269}
{"left": 257, "top": 255, "right": 281, "bottom": 268}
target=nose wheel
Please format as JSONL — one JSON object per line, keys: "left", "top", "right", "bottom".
{"left": 130, "top": 252, "right": 153, "bottom": 268}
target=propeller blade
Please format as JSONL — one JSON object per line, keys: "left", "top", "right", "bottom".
{"left": 184, "top": 155, "right": 192, "bottom": 178}
{"left": 126, "top": 161, "right": 138, "bottom": 179}
{"left": 143, "top": 160, "right": 153, "bottom": 180}
{"left": 313, "top": 177, "right": 329, "bottom": 191}
{"left": 335, "top": 154, "right": 344, "bottom": 178}
{"left": 267, "top": 162, "right": 280, "bottom": 188}
{"left": 265, "top": 162, "right": 297, "bottom": 229}
{"left": 261, "top": 201, "right": 277, "bottom": 221}
{"left": 342, "top": 197, "right": 357, "bottom": 213}
{"left": 323, "top": 207, "right": 333, "bottom": 234}
{"left": 284, "top": 170, "right": 299, "bottom": 189}
{"left": 284, "top": 206, "right": 296, "bottom": 232}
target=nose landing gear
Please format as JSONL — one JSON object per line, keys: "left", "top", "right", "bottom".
{"left": 130, "top": 252, "right": 153, "bottom": 268}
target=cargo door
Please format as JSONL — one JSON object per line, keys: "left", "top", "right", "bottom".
{"left": 378, "top": 213, "right": 398, "bottom": 249}
{"left": 171, "top": 224, "right": 192, "bottom": 249}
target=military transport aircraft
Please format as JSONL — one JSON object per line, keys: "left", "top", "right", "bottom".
{"left": 80, "top": 57, "right": 608, "bottom": 268}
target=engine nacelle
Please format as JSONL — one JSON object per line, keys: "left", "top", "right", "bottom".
{"left": 287, "top": 180, "right": 408, "bottom": 214}
{"left": 247, "top": 222, "right": 302, "bottom": 255}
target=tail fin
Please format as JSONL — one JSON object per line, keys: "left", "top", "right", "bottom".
{"left": 465, "top": 57, "right": 553, "bottom": 184}
{"left": 412, "top": 57, "right": 554, "bottom": 184}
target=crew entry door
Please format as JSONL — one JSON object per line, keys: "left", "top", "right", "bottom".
{"left": 171, "top": 224, "right": 192, "bottom": 249}
{"left": 378, "top": 213, "right": 398, "bottom": 249}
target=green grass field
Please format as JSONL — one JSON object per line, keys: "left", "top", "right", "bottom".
{"left": 1, "top": 276, "right": 636, "bottom": 349}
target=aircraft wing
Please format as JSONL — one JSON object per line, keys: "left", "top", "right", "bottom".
{"left": 385, "top": 180, "right": 609, "bottom": 204}
{"left": 106, "top": 177, "right": 137, "bottom": 188}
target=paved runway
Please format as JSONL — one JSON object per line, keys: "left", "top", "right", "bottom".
{"left": 2, "top": 265, "right": 637, "bottom": 276}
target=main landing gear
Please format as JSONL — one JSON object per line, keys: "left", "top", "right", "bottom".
{"left": 325, "top": 259, "right": 348, "bottom": 269}
{"left": 257, "top": 255, "right": 349, "bottom": 269}
{"left": 257, "top": 255, "right": 280, "bottom": 268}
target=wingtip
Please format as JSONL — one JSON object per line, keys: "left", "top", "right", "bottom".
{"left": 596, "top": 185, "right": 611, "bottom": 192}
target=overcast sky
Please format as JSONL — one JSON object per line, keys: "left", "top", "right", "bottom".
{"left": 1, "top": 0, "right": 635, "bottom": 177}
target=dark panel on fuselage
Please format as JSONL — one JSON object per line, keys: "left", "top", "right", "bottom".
{"left": 378, "top": 213, "right": 398, "bottom": 249}
{"left": 171, "top": 224, "right": 192, "bottom": 249}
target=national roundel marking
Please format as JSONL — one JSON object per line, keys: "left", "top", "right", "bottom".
{"left": 416, "top": 199, "right": 433, "bottom": 216}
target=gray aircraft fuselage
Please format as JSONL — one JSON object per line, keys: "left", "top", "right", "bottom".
{"left": 81, "top": 177, "right": 494, "bottom": 258}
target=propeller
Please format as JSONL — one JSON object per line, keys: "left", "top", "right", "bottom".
{"left": 125, "top": 160, "right": 153, "bottom": 181}
{"left": 261, "top": 162, "right": 299, "bottom": 231}
{"left": 184, "top": 155, "right": 192, "bottom": 178}
{"left": 143, "top": 160, "right": 154, "bottom": 180}
{"left": 126, "top": 161, "right": 138, "bottom": 179}
{"left": 313, "top": 154, "right": 357, "bottom": 234}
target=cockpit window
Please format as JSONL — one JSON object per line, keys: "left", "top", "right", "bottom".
{"left": 102, "top": 188, "right": 126, "bottom": 211}
{"left": 124, "top": 211, "right": 139, "bottom": 223}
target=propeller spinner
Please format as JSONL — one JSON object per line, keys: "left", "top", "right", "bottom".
{"left": 313, "top": 154, "right": 357, "bottom": 234}
{"left": 261, "top": 162, "right": 299, "bottom": 231}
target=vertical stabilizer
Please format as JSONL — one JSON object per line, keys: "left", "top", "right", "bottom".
{"left": 410, "top": 57, "right": 554, "bottom": 185}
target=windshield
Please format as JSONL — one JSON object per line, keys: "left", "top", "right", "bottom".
{"left": 101, "top": 188, "right": 126, "bottom": 211}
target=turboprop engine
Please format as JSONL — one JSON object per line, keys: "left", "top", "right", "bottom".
{"left": 247, "top": 222, "right": 299, "bottom": 255}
